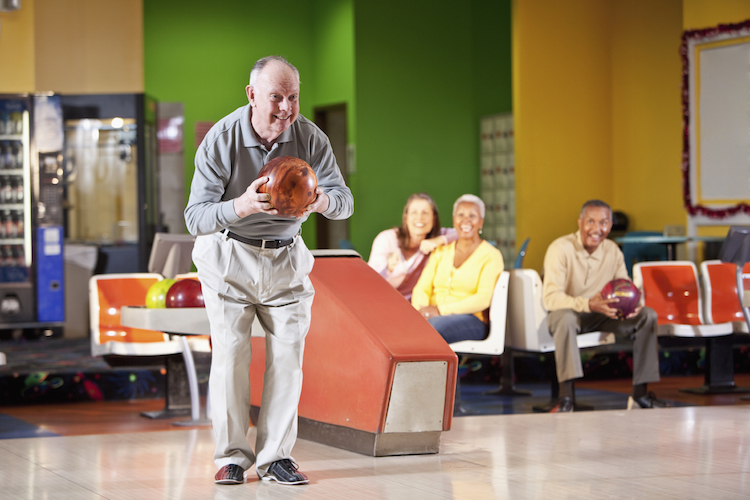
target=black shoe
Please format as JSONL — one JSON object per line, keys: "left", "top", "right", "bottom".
{"left": 214, "top": 464, "right": 245, "bottom": 484}
{"left": 549, "top": 396, "right": 574, "bottom": 413}
{"left": 627, "top": 391, "right": 669, "bottom": 409}
{"left": 262, "top": 459, "right": 309, "bottom": 485}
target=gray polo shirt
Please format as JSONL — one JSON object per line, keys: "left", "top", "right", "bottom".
{"left": 185, "top": 104, "right": 353, "bottom": 240}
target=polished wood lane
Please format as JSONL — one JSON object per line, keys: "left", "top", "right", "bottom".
{"left": 3, "top": 405, "right": 750, "bottom": 499}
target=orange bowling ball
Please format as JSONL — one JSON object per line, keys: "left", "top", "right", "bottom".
{"left": 257, "top": 156, "right": 318, "bottom": 217}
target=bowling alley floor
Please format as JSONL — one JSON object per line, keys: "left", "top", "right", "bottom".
{"left": 2, "top": 399, "right": 750, "bottom": 499}
{"left": 3, "top": 337, "right": 750, "bottom": 499}
{"left": 3, "top": 376, "right": 750, "bottom": 499}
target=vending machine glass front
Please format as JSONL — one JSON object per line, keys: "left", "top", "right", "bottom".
{"left": 0, "top": 99, "right": 31, "bottom": 285}
{"left": 65, "top": 118, "right": 139, "bottom": 245}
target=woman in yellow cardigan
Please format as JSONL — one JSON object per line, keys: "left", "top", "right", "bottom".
{"left": 411, "top": 194, "right": 504, "bottom": 344}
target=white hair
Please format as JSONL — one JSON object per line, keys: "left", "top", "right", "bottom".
{"left": 453, "top": 194, "right": 485, "bottom": 219}
{"left": 249, "top": 55, "right": 300, "bottom": 87}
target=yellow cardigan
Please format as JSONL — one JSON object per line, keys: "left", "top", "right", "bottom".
{"left": 411, "top": 240, "right": 504, "bottom": 323}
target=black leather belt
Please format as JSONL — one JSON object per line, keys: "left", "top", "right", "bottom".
{"left": 221, "top": 229, "right": 295, "bottom": 249}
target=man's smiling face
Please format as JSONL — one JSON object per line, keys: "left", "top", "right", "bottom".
{"left": 578, "top": 206, "right": 612, "bottom": 254}
{"left": 247, "top": 61, "right": 300, "bottom": 144}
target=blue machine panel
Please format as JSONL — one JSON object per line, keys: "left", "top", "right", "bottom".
{"left": 36, "top": 226, "right": 64, "bottom": 322}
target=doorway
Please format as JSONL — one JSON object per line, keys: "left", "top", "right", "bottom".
{"left": 313, "top": 103, "right": 349, "bottom": 249}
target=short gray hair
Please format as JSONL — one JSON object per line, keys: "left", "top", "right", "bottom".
{"left": 249, "top": 56, "right": 300, "bottom": 87}
{"left": 453, "top": 194, "right": 485, "bottom": 219}
{"left": 579, "top": 199, "right": 612, "bottom": 218}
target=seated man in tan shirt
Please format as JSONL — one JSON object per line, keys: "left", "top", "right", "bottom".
{"left": 542, "top": 199, "right": 667, "bottom": 412}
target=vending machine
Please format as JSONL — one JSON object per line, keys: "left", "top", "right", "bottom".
{"left": 61, "top": 93, "right": 162, "bottom": 274}
{"left": 0, "top": 94, "right": 65, "bottom": 329}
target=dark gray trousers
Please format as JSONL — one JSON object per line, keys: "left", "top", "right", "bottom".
{"left": 547, "top": 307, "right": 661, "bottom": 385}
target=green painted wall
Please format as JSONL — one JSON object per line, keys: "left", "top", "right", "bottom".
{"left": 312, "top": 0, "right": 356, "bottom": 144}
{"left": 352, "top": 0, "right": 512, "bottom": 258}
{"left": 143, "top": 0, "right": 512, "bottom": 256}
{"left": 144, "top": 0, "right": 316, "bottom": 145}
{"left": 472, "top": 0, "right": 513, "bottom": 119}
{"left": 307, "top": 0, "right": 356, "bottom": 244}
{"left": 143, "top": 0, "right": 354, "bottom": 246}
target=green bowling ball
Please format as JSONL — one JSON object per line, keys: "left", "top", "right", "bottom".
{"left": 145, "top": 279, "right": 176, "bottom": 308}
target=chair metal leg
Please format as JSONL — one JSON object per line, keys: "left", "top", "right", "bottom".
{"left": 173, "top": 335, "right": 212, "bottom": 426}
{"left": 453, "top": 357, "right": 479, "bottom": 416}
{"left": 680, "top": 336, "right": 750, "bottom": 395}
{"left": 141, "top": 353, "right": 191, "bottom": 419}
{"left": 484, "top": 349, "right": 532, "bottom": 397}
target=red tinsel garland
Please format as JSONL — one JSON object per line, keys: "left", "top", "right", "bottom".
{"left": 681, "top": 19, "right": 750, "bottom": 219}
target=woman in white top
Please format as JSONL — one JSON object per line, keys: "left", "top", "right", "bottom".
{"left": 368, "top": 193, "right": 456, "bottom": 300}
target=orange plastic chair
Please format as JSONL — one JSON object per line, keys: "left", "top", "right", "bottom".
{"left": 701, "top": 260, "right": 750, "bottom": 333}
{"left": 89, "top": 273, "right": 209, "bottom": 358}
{"left": 633, "top": 261, "right": 732, "bottom": 335}
{"left": 633, "top": 261, "right": 742, "bottom": 394}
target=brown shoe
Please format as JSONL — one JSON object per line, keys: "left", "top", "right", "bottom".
{"left": 215, "top": 464, "right": 245, "bottom": 484}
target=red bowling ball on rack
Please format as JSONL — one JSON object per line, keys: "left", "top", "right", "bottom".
{"left": 165, "top": 279, "right": 205, "bottom": 308}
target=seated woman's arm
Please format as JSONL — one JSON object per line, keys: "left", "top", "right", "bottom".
{"left": 368, "top": 229, "right": 402, "bottom": 279}
{"left": 419, "top": 227, "right": 458, "bottom": 254}
{"left": 441, "top": 227, "right": 458, "bottom": 244}
{"left": 411, "top": 249, "right": 441, "bottom": 310}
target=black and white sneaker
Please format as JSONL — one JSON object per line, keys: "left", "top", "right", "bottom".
{"left": 627, "top": 392, "right": 670, "bottom": 409}
{"left": 262, "top": 459, "right": 309, "bottom": 485}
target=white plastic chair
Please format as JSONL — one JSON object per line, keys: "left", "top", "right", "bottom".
{"left": 447, "top": 271, "right": 509, "bottom": 413}
{"left": 506, "top": 269, "right": 614, "bottom": 352}
{"left": 504, "top": 268, "right": 614, "bottom": 408}
{"left": 449, "top": 271, "right": 509, "bottom": 356}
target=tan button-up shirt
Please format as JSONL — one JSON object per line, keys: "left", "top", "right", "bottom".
{"left": 542, "top": 230, "right": 628, "bottom": 313}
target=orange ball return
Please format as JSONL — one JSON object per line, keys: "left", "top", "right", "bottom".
{"left": 249, "top": 251, "right": 458, "bottom": 456}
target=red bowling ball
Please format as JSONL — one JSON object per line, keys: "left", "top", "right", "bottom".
{"left": 600, "top": 279, "right": 641, "bottom": 319}
{"left": 257, "top": 156, "right": 318, "bottom": 217}
{"left": 165, "top": 279, "right": 204, "bottom": 308}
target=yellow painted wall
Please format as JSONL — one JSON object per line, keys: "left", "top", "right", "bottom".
{"left": 683, "top": 0, "right": 750, "bottom": 29}
{"left": 0, "top": 0, "right": 142, "bottom": 94}
{"left": 34, "top": 0, "right": 143, "bottom": 93}
{"left": 0, "top": 0, "right": 36, "bottom": 93}
{"left": 513, "top": 0, "right": 614, "bottom": 272}
{"left": 514, "top": 0, "right": 686, "bottom": 272}
{"left": 610, "top": 0, "right": 683, "bottom": 232}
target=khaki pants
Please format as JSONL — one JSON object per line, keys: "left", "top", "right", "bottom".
{"left": 547, "top": 307, "right": 660, "bottom": 386}
{"left": 193, "top": 231, "right": 315, "bottom": 477}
